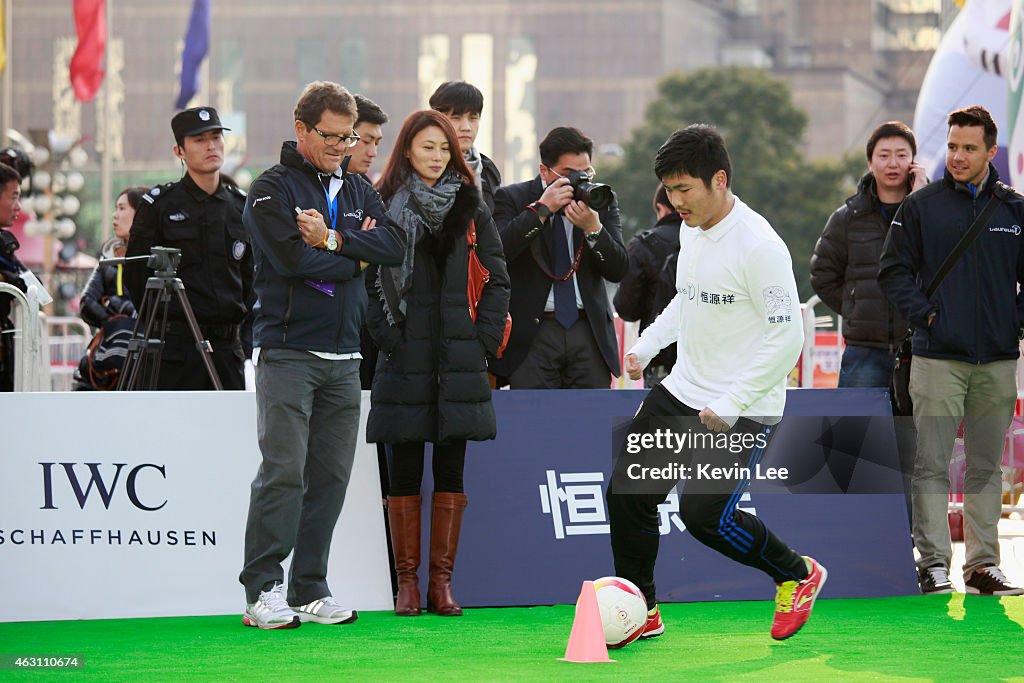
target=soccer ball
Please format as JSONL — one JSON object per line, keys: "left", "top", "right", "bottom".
{"left": 593, "top": 576, "right": 648, "bottom": 649}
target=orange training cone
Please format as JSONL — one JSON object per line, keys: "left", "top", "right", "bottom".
{"left": 560, "top": 580, "right": 615, "bottom": 663}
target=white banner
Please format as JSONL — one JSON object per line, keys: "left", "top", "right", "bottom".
{"left": 0, "top": 391, "right": 393, "bottom": 622}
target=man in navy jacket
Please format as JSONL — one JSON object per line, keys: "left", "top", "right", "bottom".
{"left": 880, "top": 105, "right": 1024, "bottom": 597}
{"left": 239, "top": 81, "right": 405, "bottom": 629}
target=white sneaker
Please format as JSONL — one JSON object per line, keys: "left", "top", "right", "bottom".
{"left": 243, "top": 583, "right": 301, "bottom": 630}
{"left": 290, "top": 595, "right": 358, "bottom": 625}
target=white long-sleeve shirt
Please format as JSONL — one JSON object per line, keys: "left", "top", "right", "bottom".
{"left": 629, "top": 195, "right": 803, "bottom": 425}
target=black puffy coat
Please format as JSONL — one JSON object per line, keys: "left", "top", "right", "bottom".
{"left": 810, "top": 173, "right": 908, "bottom": 350}
{"left": 613, "top": 212, "right": 682, "bottom": 371}
{"left": 365, "top": 182, "right": 510, "bottom": 445}
{"left": 79, "top": 245, "right": 135, "bottom": 328}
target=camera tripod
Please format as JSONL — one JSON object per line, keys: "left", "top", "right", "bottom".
{"left": 103, "top": 247, "right": 222, "bottom": 391}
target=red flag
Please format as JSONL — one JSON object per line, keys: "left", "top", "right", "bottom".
{"left": 69, "top": 0, "right": 106, "bottom": 102}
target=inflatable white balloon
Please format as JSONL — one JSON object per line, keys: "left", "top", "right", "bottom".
{"left": 1005, "top": 0, "right": 1024, "bottom": 187}
{"left": 913, "top": 0, "right": 1012, "bottom": 181}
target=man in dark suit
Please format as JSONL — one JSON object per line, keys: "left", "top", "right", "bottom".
{"left": 492, "top": 126, "right": 628, "bottom": 388}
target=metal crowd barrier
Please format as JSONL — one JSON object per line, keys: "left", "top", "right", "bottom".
{"left": 46, "top": 316, "right": 91, "bottom": 392}
{"left": 0, "top": 282, "right": 48, "bottom": 392}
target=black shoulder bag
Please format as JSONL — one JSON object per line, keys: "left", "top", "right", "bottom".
{"left": 890, "top": 182, "right": 1011, "bottom": 416}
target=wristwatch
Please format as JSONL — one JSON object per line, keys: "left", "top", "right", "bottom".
{"left": 585, "top": 227, "right": 603, "bottom": 244}
{"left": 530, "top": 201, "right": 552, "bottom": 221}
{"left": 325, "top": 229, "right": 339, "bottom": 252}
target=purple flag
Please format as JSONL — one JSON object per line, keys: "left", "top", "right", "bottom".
{"left": 174, "top": 0, "right": 211, "bottom": 109}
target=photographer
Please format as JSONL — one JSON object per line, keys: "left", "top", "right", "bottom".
{"left": 492, "top": 126, "right": 627, "bottom": 388}
{"left": 0, "top": 162, "right": 25, "bottom": 392}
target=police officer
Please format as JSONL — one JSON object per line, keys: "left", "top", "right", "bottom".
{"left": 124, "top": 106, "right": 251, "bottom": 390}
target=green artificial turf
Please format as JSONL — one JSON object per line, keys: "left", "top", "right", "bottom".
{"left": 0, "top": 596, "right": 1022, "bottom": 681}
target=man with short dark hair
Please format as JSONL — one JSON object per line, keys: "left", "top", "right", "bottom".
{"left": 492, "top": 126, "right": 628, "bottom": 388}
{"left": 124, "top": 106, "right": 252, "bottom": 390}
{"left": 811, "top": 121, "right": 927, "bottom": 386}
{"left": 880, "top": 104, "right": 1024, "bottom": 597}
{"left": 0, "top": 162, "right": 25, "bottom": 392}
{"left": 608, "top": 124, "right": 825, "bottom": 642}
{"left": 346, "top": 93, "right": 391, "bottom": 392}
{"left": 239, "top": 81, "right": 405, "bottom": 629}
{"left": 614, "top": 185, "right": 684, "bottom": 387}
{"left": 429, "top": 80, "right": 501, "bottom": 211}
{"left": 346, "top": 94, "right": 388, "bottom": 182}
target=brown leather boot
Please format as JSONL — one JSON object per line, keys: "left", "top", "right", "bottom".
{"left": 427, "top": 492, "right": 467, "bottom": 616}
{"left": 387, "top": 495, "right": 422, "bottom": 616}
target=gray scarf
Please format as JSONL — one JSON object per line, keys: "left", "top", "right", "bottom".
{"left": 376, "top": 170, "right": 462, "bottom": 325}
{"left": 464, "top": 146, "right": 483, "bottom": 189}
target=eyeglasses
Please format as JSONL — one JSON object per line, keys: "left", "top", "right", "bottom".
{"left": 549, "top": 166, "right": 597, "bottom": 180}
{"left": 311, "top": 126, "right": 361, "bottom": 148}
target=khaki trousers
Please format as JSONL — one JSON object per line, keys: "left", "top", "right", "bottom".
{"left": 909, "top": 356, "right": 1016, "bottom": 579}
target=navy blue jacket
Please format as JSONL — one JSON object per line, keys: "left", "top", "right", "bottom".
{"left": 244, "top": 142, "right": 405, "bottom": 353}
{"left": 879, "top": 164, "right": 1024, "bottom": 364}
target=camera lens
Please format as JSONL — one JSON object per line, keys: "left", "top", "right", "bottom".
{"left": 586, "top": 184, "right": 614, "bottom": 211}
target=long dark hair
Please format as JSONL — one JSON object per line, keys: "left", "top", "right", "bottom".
{"left": 375, "top": 110, "right": 474, "bottom": 203}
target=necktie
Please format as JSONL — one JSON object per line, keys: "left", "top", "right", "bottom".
{"left": 552, "top": 215, "right": 578, "bottom": 329}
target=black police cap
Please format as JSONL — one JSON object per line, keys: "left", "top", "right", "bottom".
{"left": 171, "top": 107, "right": 231, "bottom": 141}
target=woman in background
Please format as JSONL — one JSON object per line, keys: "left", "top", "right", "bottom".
{"left": 75, "top": 186, "right": 147, "bottom": 390}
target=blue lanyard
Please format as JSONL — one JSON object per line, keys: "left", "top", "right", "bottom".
{"left": 324, "top": 187, "right": 338, "bottom": 229}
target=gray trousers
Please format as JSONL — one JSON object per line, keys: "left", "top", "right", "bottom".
{"left": 910, "top": 355, "right": 1016, "bottom": 579}
{"left": 240, "top": 348, "right": 361, "bottom": 605}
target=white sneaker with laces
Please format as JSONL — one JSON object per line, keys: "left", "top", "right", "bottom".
{"left": 290, "top": 596, "right": 358, "bottom": 625}
{"left": 243, "top": 583, "right": 301, "bottom": 629}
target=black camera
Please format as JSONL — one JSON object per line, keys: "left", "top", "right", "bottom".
{"left": 566, "top": 170, "right": 613, "bottom": 211}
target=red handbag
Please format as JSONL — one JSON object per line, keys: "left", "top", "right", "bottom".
{"left": 466, "top": 220, "right": 512, "bottom": 358}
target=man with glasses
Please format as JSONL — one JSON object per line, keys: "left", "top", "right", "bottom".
{"left": 492, "top": 126, "right": 628, "bottom": 388}
{"left": 124, "top": 106, "right": 252, "bottom": 390}
{"left": 239, "top": 81, "right": 405, "bottom": 629}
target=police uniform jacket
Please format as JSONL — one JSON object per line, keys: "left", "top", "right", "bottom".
{"left": 124, "top": 173, "right": 251, "bottom": 328}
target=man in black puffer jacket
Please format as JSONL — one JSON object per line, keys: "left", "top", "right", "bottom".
{"left": 880, "top": 105, "right": 1024, "bottom": 598}
{"left": 811, "top": 121, "right": 927, "bottom": 387}
{"left": 239, "top": 81, "right": 405, "bottom": 630}
{"left": 613, "top": 185, "right": 683, "bottom": 387}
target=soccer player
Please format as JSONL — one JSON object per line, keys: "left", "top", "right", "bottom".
{"left": 606, "top": 125, "right": 827, "bottom": 641}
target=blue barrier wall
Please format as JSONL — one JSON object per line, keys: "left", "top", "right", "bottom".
{"left": 417, "top": 388, "right": 919, "bottom": 606}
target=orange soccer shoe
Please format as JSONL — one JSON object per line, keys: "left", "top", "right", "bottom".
{"left": 770, "top": 556, "right": 827, "bottom": 640}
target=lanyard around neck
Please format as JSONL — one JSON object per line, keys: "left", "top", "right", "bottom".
{"left": 324, "top": 186, "right": 338, "bottom": 229}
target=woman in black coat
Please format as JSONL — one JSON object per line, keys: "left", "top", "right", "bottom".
{"left": 74, "top": 186, "right": 147, "bottom": 390}
{"left": 366, "top": 110, "right": 510, "bottom": 617}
